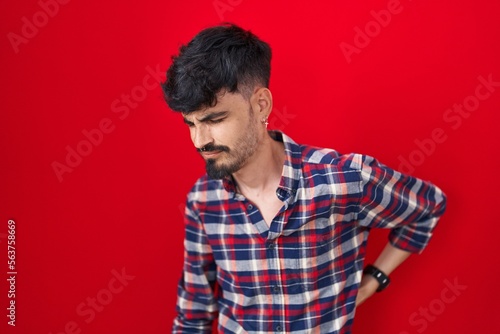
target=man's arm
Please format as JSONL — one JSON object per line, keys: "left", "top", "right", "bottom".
{"left": 356, "top": 243, "right": 411, "bottom": 306}
{"left": 351, "top": 154, "right": 447, "bottom": 305}
{"left": 172, "top": 199, "right": 218, "bottom": 333}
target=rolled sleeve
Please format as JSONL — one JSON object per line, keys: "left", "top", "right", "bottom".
{"left": 355, "top": 154, "right": 447, "bottom": 253}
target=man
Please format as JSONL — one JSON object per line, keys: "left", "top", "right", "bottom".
{"left": 162, "top": 24, "right": 447, "bottom": 333}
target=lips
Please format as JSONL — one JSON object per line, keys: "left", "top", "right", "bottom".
{"left": 201, "top": 151, "right": 222, "bottom": 159}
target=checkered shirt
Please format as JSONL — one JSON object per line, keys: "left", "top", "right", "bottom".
{"left": 173, "top": 131, "right": 447, "bottom": 333}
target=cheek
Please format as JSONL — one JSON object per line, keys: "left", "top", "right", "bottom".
{"left": 212, "top": 116, "right": 253, "bottom": 146}
{"left": 222, "top": 125, "right": 245, "bottom": 146}
{"left": 210, "top": 124, "right": 231, "bottom": 143}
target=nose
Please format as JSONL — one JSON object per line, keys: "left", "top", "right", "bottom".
{"left": 191, "top": 123, "right": 213, "bottom": 150}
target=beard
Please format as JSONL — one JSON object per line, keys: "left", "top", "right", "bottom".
{"left": 202, "top": 117, "right": 260, "bottom": 180}
{"left": 205, "top": 158, "right": 237, "bottom": 180}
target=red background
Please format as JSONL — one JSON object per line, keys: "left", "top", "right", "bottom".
{"left": 1, "top": 0, "right": 499, "bottom": 333}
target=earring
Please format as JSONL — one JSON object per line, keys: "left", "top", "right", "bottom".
{"left": 262, "top": 117, "right": 269, "bottom": 128}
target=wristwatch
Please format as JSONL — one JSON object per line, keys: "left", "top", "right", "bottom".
{"left": 363, "top": 264, "right": 390, "bottom": 292}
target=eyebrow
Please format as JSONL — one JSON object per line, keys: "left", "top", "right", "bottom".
{"left": 183, "top": 111, "right": 228, "bottom": 124}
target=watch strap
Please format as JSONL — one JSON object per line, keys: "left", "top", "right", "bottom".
{"left": 363, "top": 264, "right": 390, "bottom": 292}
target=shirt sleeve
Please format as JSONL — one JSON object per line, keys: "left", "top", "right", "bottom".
{"left": 355, "top": 154, "right": 447, "bottom": 253}
{"left": 172, "top": 197, "right": 219, "bottom": 333}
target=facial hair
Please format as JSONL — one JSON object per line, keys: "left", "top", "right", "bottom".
{"left": 202, "top": 110, "right": 259, "bottom": 180}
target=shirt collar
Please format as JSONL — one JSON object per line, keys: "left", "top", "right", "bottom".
{"left": 222, "top": 130, "right": 302, "bottom": 203}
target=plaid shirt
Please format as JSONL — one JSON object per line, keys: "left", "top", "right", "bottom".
{"left": 173, "top": 131, "right": 446, "bottom": 333}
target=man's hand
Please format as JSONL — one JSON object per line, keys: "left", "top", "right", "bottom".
{"left": 355, "top": 243, "right": 413, "bottom": 307}
{"left": 355, "top": 274, "right": 379, "bottom": 307}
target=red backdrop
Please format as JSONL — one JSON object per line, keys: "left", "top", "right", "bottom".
{"left": 1, "top": 0, "right": 499, "bottom": 333}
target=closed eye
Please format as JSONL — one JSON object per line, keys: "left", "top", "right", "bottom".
{"left": 208, "top": 118, "right": 225, "bottom": 124}
{"left": 183, "top": 119, "right": 195, "bottom": 127}
{"left": 183, "top": 111, "right": 228, "bottom": 127}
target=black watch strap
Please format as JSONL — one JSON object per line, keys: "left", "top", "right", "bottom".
{"left": 363, "top": 264, "right": 390, "bottom": 292}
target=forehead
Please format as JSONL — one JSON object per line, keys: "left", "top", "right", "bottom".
{"left": 183, "top": 91, "right": 249, "bottom": 119}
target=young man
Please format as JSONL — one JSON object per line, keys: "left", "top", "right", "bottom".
{"left": 162, "top": 24, "right": 446, "bottom": 333}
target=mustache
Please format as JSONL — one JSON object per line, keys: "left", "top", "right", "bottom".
{"left": 197, "top": 143, "right": 230, "bottom": 153}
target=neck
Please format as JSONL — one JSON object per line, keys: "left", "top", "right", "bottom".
{"left": 232, "top": 133, "right": 285, "bottom": 196}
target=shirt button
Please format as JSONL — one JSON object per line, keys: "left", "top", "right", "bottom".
{"left": 247, "top": 204, "right": 253, "bottom": 210}
{"left": 273, "top": 286, "right": 280, "bottom": 293}
{"left": 276, "top": 325, "right": 283, "bottom": 332}
{"left": 268, "top": 242, "right": 276, "bottom": 249}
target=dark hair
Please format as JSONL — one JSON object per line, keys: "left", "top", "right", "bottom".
{"left": 161, "top": 23, "right": 272, "bottom": 113}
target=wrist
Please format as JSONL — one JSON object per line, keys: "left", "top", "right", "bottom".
{"left": 363, "top": 264, "right": 391, "bottom": 292}
{"left": 359, "top": 274, "right": 379, "bottom": 292}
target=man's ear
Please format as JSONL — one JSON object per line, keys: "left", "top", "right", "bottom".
{"left": 251, "top": 87, "right": 273, "bottom": 117}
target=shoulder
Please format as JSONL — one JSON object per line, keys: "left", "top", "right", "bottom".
{"left": 298, "top": 143, "right": 366, "bottom": 172}
{"left": 279, "top": 132, "right": 373, "bottom": 186}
